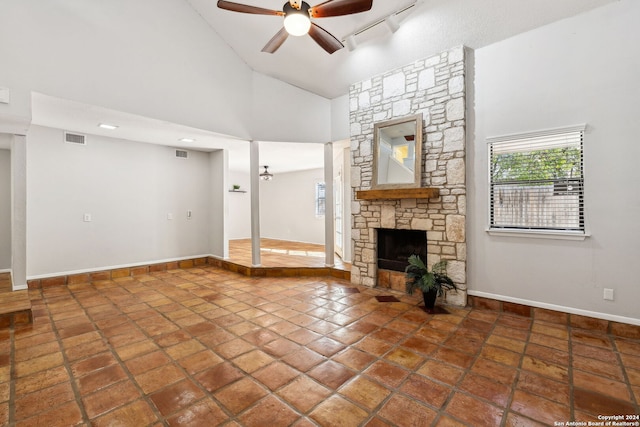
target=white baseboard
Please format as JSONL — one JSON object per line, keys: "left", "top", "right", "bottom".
{"left": 468, "top": 290, "right": 640, "bottom": 326}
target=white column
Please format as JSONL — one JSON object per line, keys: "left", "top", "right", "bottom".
{"left": 249, "top": 140, "right": 261, "bottom": 267}
{"left": 209, "top": 150, "right": 229, "bottom": 259}
{"left": 324, "top": 142, "right": 335, "bottom": 267}
{"left": 11, "top": 134, "right": 27, "bottom": 290}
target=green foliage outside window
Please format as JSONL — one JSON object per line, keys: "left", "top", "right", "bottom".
{"left": 491, "top": 147, "right": 581, "bottom": 183}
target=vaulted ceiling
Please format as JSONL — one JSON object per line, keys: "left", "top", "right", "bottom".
{"left": 186, "top": 0, "right": 616, "bottom": 99}
{"left": 27, "top": 0, "right": 616, "bottom": 173}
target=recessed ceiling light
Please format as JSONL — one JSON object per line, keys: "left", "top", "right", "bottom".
{"left": 179, "top": 138, "right": 196, "bottom": 143}
{"left": 98, "top": 123, "right": 118, "bottom": 130}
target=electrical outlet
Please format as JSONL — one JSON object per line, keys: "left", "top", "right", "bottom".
{"left": 83, "top": 213, "right": 92, "bottom": 222}
{"left": 603, "top": 288, "right": 614, "bottom": 301}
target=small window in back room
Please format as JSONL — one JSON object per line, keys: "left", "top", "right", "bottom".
{"left": 315, "top": 182, "right": 326, "bottom": 217}
{"left": 488, "top": 125, "right": 585, "bottom": 234}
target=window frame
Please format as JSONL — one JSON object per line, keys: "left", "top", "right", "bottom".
{"left": 486, "top": 124, "right": 590, "bottom": 241}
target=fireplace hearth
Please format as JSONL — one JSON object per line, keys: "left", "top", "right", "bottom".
{"left": 377, "top": 228, "right": 427, "bottom": 272}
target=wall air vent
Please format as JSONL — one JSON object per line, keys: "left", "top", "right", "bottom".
{"left": 64, "top": 132, "right": 86, "bottom": 145}
{"left": 175, "top": 149, "right": 188, "bottom": 159}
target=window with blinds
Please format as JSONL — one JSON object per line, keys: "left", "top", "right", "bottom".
{"left": 488, "top": 126, "right": 585, "bottom": 233}
{"left": 315, "top": 182, "right": 326, "bottom": 217}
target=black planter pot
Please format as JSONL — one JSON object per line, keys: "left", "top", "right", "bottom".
{"left": 422, "top": 288, "right": 438, "bottom": 313}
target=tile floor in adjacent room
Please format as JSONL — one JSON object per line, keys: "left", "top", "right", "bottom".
{"left": 1, "top": 266, "right": 639, "bottom": 426}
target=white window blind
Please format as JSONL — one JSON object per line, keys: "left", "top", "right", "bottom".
{"left": 489, "top": 126, "right": 585, "bottom": 233}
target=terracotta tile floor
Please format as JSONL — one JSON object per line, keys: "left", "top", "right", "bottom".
{"left": 228, "top": 239, "right": 350, "bottom": 271}
{"left": 2, "top": 266, "right": 639, "bottom": 426}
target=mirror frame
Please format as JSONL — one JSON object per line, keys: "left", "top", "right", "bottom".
{"left": 371, "top": 113, "right": 423, "bottom": 189}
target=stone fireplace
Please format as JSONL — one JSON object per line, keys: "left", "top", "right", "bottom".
{"left": 349, "top": 46, "right": 467, "bottom": 306}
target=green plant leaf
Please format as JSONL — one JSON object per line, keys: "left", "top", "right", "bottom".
{"left": 404, "top": 255, "right": 457, "bottom": 296}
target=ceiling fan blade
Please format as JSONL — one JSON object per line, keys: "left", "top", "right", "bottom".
{"left": 217, "top": 0, "right": 283, "bottom": 16}
{"left": 262, "top": 27, "right": 289, "bottom": 53}
{"left": 309, "top": 0, "right": 373, "bottom": 18}
{"left": 308, "top": 23, "right": 344, "bottom": 54}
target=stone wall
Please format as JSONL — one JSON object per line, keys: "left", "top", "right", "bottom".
{"left": 349, "top": 46, "right": 467, "bottom": 306}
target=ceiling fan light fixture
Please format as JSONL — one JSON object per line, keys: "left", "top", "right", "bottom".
{"left": 283, "top": 1, "right": 311, "bottom": 36}
{"left": 260, "top": 165, "right": 274, "bottom": 181}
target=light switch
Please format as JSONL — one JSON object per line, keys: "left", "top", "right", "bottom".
{"left": 167, "top": 213, "right": 173, "bottom": 220}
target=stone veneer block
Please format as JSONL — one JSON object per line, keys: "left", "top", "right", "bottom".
{"left": 381, "top": 205, "right": 396, "bottom": 229}
{"left": 445, "top": 215, "right": 465, "bottom": 243}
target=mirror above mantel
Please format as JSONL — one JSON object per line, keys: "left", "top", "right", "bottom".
{"left": 372, "top": 113, "right": 423, "bottom": 190}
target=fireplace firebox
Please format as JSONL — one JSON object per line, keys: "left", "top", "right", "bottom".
{"left": 377, "top": 228, "right": 427, "bottom": 272}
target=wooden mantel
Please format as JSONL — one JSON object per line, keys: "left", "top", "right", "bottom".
{"left": 356, "top": 187, "right": 440, "bottom": 200}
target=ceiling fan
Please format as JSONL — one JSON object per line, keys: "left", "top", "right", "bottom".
{"left": 217, "top": 0, "right": 373, "bottom": 54}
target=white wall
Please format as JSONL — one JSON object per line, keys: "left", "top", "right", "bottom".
{"left": 0, "top": 0, "right": 254, "bottom": 138}
{"left": 260, "top": 168, "right": 325, "bottom": 245}
{"left": 468, "top": 0, "right": 640, "bottom": 322}
{"left": 0, "top": 149, "right": 11, "bottom": 270}
{"left": 228, "top": 170, "right": 251, "bottom": 240}
{"left": 331, "top": 95, "right": 350, "bottom": 142}
{"left": 250, "top": 73, "right": 332, "bottom": 143}
{"left": 0, "top": 1, "right": 338, "bottom": 144}
{"left": 26, "top": 125, "right": 213, "bottom": 277}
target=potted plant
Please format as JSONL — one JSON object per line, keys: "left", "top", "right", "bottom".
{"left": 232, "top": 184, "right": 241, "bottom": 190}
{"left": 405, "top": 255, "right": 457, "bottom": 313}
